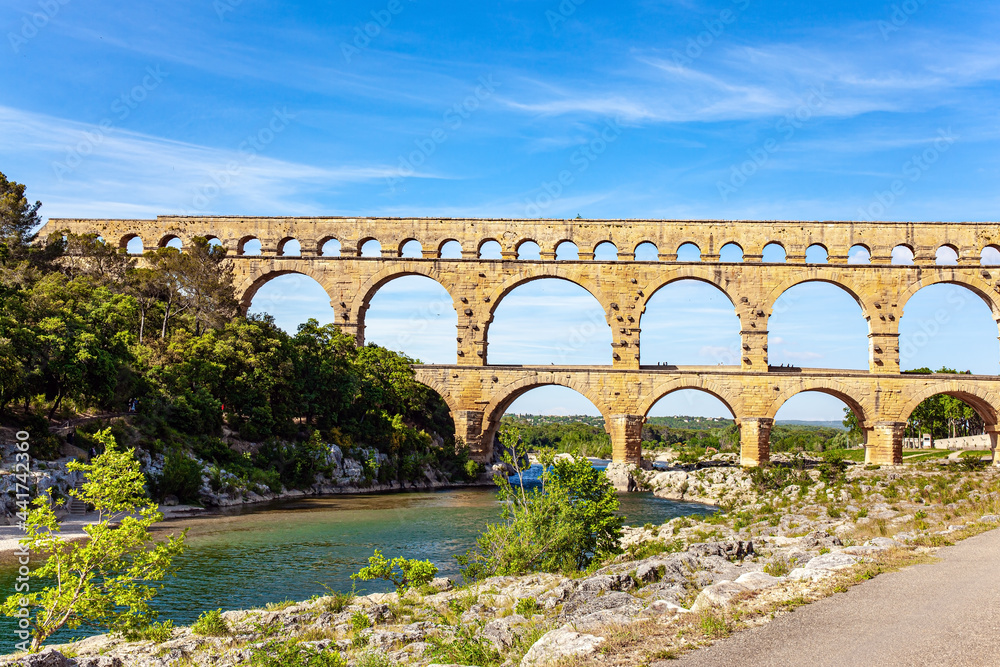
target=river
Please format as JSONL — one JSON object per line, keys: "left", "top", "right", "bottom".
{"left": 0, "top": 467, "right": 712, "bottom": 653}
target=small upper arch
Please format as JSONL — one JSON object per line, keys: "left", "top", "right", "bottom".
{"left": 438, "top": 239, "right": 462, "bottom": 259}
{"left": 981, "top": 245, "right": 1000, "bottom": 266}
{"left": 676, "top": 242, "right": 701, "bottom": 262}
{"left": 848, "top": 244, "right": 871, "bottom": 264}
{"left": 805, "top": 243, "right": 828, "bottom": 264}
{"left": 762, "top": 242, "right": 786, "bottom": 263}
{"left": 719, "top": 242, "right": 744, "bottom": 263}
{"left": 399, "top": 238, "right": 423, "bottom": 258}
{"left": 891, "top": 244, "right": 915, "bottom": 265}
{"left": 479, "top": 238, "right": 502, "bottom": 260}
{"left": 278, "top": 237, "right": 301, "bottom": 256}
{"left": 359, "top": 238, "right": 382, "bottom": 257}
{"left": 120, "top": 233, "right": 144, "bottom": 255}
{"left": 593, "top": 241, "right": 618, "bottom": 261}
{"left": 555, "top": 240, "right": 580, "bottom": 260}
{"left": 634, "top": 242, "right": 659, "bottom": 262}
{"left": 935, "top": 244, "right": 959, "bottom": 265}
{"left": 238, "top": 235, "right": 260, "bottom": 256}
{"left": 159, "top": 234, "right": 183, "bottom": 250}
{"left": 319, "top": 237, "right": 341, "bottom": 257}
{"left": 516, "top": 240, "right": 541, "bottom": 260}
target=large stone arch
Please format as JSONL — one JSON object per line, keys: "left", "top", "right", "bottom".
{"left": 638, "top": 378, "right": 741, "bottom": 420}
{"left": 235, "top": 266, "right": 335, "bottom": 314}
{"left": 350, "top": 264, "right": 461, "bottom": 346}
{"left": 479, "top": 375, "right": 612, "bottom": 456}
{"left": 637, "top": 271, "right": 739, "bottom": 327}
{"left": 765, "top": 379, "right": 872, "bottom": 426}
{"left": 484, "top": 270, "right": 611, "bottom": 328}
{"left": 897, "top": 381, "right": 1000, "bottom": 427}
{"left": 763, "top": 274, "right": 871, "bottom": 319}
{"left": 898, "top": 274, "right": 1000, "bottom": 319}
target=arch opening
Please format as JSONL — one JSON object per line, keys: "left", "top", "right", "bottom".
{"left": 556, "top": 241, "right": 580, "bottom": 261}
{"left": 488, "top": 278, "right": 611, "bottom": 365}
{"left": 640, "top": 279, "right": 740, "bottom": 366}
{"left": 848, "top": 244, "right": 870, "bottom": 264}
{"left": 240, "top": 236, "right": 261, "bottom": 256}
{"left": 644, "top": 389, "right": 738, "bottom": 457}
{"left": 360, "top": 239, "right": 382, "bottom": 257}
{"left": 892, "top": 244, "right": 914, "bottom": 265}
{"left": 935, "top": 245, "right": 958, "bottom": 265}
{"left": 903, "top": 390, "right": 990, "bottom": 444}
{"left": 320, "top": 238, "right": 341, "bottom": 257}
{"left": 899, "top": 283, "right": 999, "bottom": 374}
{"left": 676, "top": 243, "right": 701, "bottom": 262}
{"left": 161, "top": 235, "right": 183, "bottom": 250}
{"left": 981, "top": 246, "right": 1000, "bottom": 266}
{"left": 125, "top": 236, "right": 144, "bottom": 255}
{"left": 805, "top": 244, "right": 828, "bottom": 264}
{"left": 246, "top": 272, "right": 337, "bottom": 334}
{"left": 719, "top": 243, "right": 743, "bottom": 263}
{"left": 594, "top": 242, "right": 618, "bottom": 261}
{"left": 364, "top": 275, "right": 457, "bottom": 364}
{"left": 279, "top": 238, "right": 301, "bottom": 257}
{"left": 769, "top": 282, "right": 868, "bottom": 370}
{"left": 517, "top": 241, "right": 541, "bottom": 260}
{"left": 206, "top": 237, "right": 223, "bottom": 249}
{"left": 762, "top": 243, "right": 786, "bottom": 263}
{"left": 486, "top": 385, "right": 608, "bottom": 460}
{"left": 440, "top": 240, "right": 462, "bottom": 259}
{"left": 479, "top": 239, "right": 502, "bottom": 260}
{"left": 634, "top": 242, "right": 658, "bottom": 262}
{"left": 771, "top": 392, "right": 863, "bottom": 453}
{"left": 400, "top": 239, "right": 423, "bottom": 258}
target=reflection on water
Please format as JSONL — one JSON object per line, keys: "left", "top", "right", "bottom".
{"left": 0, "top": 477, "right": 712, "bottom": 653}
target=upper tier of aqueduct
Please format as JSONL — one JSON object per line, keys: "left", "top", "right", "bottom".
{"left": 41, "top": 216, "right": 1000, "bottom": 468}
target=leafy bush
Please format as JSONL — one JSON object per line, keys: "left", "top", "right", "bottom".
{"left": 426, "top": 624, "right": 503, "bottom": 667}
{"left": 515, "top": 597, "right": 540, "bottom": 616}
{"left": 151, "top": 449, "right": 203, "bottom": 503}
{"left": 350, "top": 609, "right": 372, "bottom": 632}
{"left": 351, "top": 549, "right": 438, "bottom": 593}
{"left": 817, "top": 451, "right": 848, "bottom": 483}
{"left": 457, "top": 427, "right": 623, "bottom": 579}
{"left": 192, "top": 608, "right": 229, "bottom": 636}
{"left": 248, "top": 639, "right": 346, "bottom": 667}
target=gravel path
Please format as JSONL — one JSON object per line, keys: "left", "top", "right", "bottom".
{"left": 668, "top": 527, "right": 1000, "bottom": 667}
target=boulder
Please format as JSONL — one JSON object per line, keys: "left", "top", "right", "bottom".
{"left": 804, "top": 552, "right": 857, "bottom": 571}
{"left": 734, "top": 571, "right": 782, "bottom": 590}
{"left": 16, "top": 649, "right": 69, "bottom": 667}
{"left": 649, "top": 599, "right": 690, "bottom": 615}
{"left": 563, "top": 591, "right": 643, "bottom": 619}
{"left": 604, "top": 462, "right": 640, "bottom": 492}
{"left": 482, "top": 614, "right": 529, "bottom": 650}
{"left": 691, "top": 581, "right": 748, "bottom": 610}
{"left": 520, "top": 628, "right": 605, "bottom": 666}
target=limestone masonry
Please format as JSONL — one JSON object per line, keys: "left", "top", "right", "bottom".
{"left": 40, "top": 216, "right": 1000, "bottom": 468}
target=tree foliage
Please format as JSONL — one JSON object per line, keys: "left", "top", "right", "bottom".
{"left": 458, "top": 426, "right": 623, "bottom": 579}
{"left": 903, "top": 368, "right": 984, "bottom": 439}
{"left": 1, "top": 429, "right": 186, "bottom": 651}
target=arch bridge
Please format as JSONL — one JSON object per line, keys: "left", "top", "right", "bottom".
{"left": 43, "top": 215, "right": 1000, "bottom": 467}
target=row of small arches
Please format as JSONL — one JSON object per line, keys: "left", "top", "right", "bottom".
{"left": 118, "top": 234, "right": 1000, "bottom": 266}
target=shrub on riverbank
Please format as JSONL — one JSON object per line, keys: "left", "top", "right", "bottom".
{"left": 458, "top": 427, "right": 623, "bottom": 579}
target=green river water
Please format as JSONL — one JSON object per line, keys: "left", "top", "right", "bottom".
{"left": 0, "top": 472, "right": 712, "bottom": 653}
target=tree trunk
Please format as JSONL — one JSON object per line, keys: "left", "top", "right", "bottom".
{"left": 161, "top": 298, "right": 171, "bottom": 339}
{"left": 138, "top": 307, "right": 145, "bottom": 343}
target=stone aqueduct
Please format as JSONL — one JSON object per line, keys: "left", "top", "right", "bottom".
{"left": 42, "top": 216, "right": 1000, "bottom": 468}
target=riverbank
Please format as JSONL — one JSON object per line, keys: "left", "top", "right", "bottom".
{"left": 7, "top": 456, "right": 998, "bottom": 666}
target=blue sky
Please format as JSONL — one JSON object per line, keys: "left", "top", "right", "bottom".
{"left": 4, "top": 0, "right": 1000, "bottom": 420}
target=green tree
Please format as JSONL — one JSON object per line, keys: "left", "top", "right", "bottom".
{"left": 0, "top": 171, "right": 41, "bottom": 248}
{"left": 458, "top": 426, "right": 623, "bottom": 578}
{"left": 350, "top": 549, "right": 438, "bottom": 593}
{"left": 1, "top": 429, "right": 186, "bottom": 651}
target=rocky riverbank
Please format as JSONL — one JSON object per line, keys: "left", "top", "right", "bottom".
{"left": 5, "top": 455, "right": 999, "bottom": 666}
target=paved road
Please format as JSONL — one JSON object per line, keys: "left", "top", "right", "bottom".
{"left": 670, "top": 526, "right": 1000, "bottom": 667}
